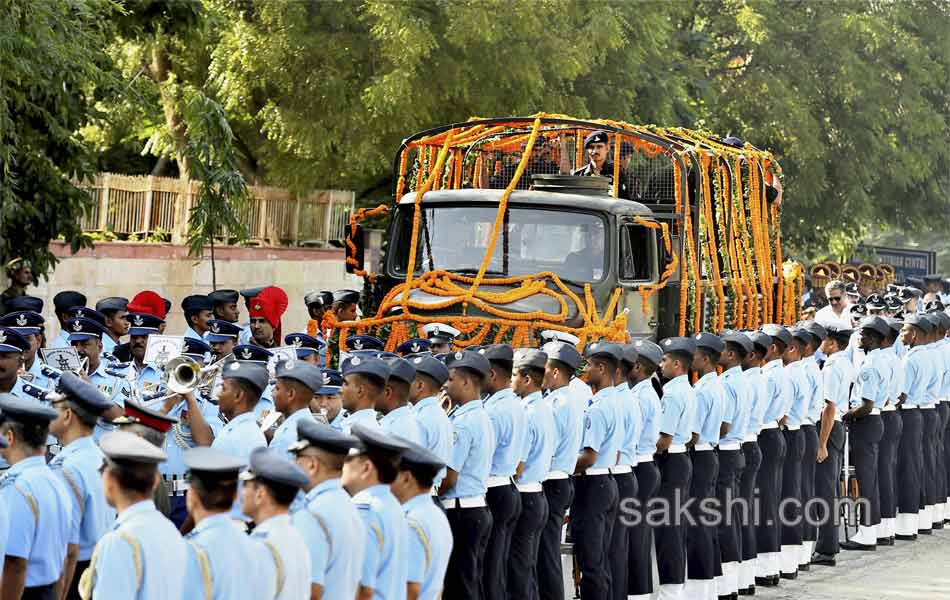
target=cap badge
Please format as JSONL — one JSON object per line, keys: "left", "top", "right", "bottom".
{"left": 15, "top": 314, "right": 27, "bottom": 326}
{"left": 412, "top": 357, "right": 422, "bottom": 364}
{"left": 694, "top": 333, "right": 702, "bottom": 340}
{"left": 240, "top": 348, "right": 253, "bottom": 360}
{"left": 351, "top": 357, "right": 362, "bottom": 366}
{"left": 211, "top": 322, "right": 220, "bottom": 333}
{"left": 133, "top": 315, "right": 144, "bottom": 326}
{"left": 0, "top": 331, "right": 6, "bottom": 343}
{"left": 410, "top": 342, "right": 421, "bottom": 353}
{"left": 322, "top": 372, "right": 331, "bottom": 385}
{"left": 454, "top": 352, "right": 463, "bottom": 360}
{"left": 353, "top": 339, "right": 364, "bottom": 350}
{"left": 75, "top": 310, "right": 83, "bottom": 318}
{"left": 292, "top": 336, "right": 302, "bottom": 348}
{"left": 254, "top": 303, "right": 262, "bottom": 311}
{"left": 72, "top": 321, "right": 83, "bottom": 332}
{"left": 663, "top": 339, "right": 672, "bottom": 346}
{"left": 230, "top": 362, "right": 241, "bottom": 371}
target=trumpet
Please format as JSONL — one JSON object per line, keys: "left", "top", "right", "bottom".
{"left": 143, "top": 355, "right": 230, "bottom": 404}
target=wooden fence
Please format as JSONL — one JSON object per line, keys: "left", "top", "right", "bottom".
{"left": 76, "top": 173, "right": 354, "bottom": 246}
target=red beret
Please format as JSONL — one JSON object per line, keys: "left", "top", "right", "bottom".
{"left": 128, "top": 290, "right": 167, "bottom": 320}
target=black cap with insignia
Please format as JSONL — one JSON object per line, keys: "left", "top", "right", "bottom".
{"left": 222, "top": 361, "right": 269, "bottom": 396}
{"left": 445, "top": 350, "right": 491, "bottom": 377}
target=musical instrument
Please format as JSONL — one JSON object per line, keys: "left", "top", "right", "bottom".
{"left": 140, "top": 355, "right": 229, "bottom": 404}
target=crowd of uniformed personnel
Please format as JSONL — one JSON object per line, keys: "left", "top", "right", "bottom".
{"left": 0, "top": 262, "right": 949, "bottom": 600}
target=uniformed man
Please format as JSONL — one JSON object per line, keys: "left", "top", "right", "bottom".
{"left": 233, "top": 344, "right": 275, "bottom": 420}
{"left": 0, "top": 327, "right": 33, "bottom": 410}
{"left": 539, "top": 330, "right": 594, "bottom": 399}
{"left": 391, "top": 441, "right": 453, "bottom": 600}
{"left": 78, "top": 431, "right": 188, "bottom": 600}
{"left": 479, "top": 343, "right": 525, "bottom": 600}
{"left": 49, "top": 291, "right": 88, "bottom": 349}
{"left": 687, "top": 332, "right": 724, "bottom": 599}
{"left": 66, "top": 317, "right": 129, "bottom": 437}
{"left": 715, "top": 333, "right": 752, "bottom": 599}
{"left": 126, "top": 312, "right": 165, "bottom": 399}
{"left": 376, "top": 356, "right": 421, "bottom": 444}
{"left": 538, "top": 341, "right": 584, "bottom": 600}
{"left": 811, "top": 326, "right": 855, "bottom": 566}
{"left": 182, "top": 337, "right": 213, "bottom": 365}
{"left": 238, "top": 287, "right": 266, "bottom": 346}
{"left": 779, "top": 327, "right": 808, "bottom": 579}
{"left": 573, "top": 341, "right": 623, "bottom": 600}
{"left": 421, "top": 323, "right": 460, "bottom": 355}
{"left": 339, "top": 356, "right": 388, "bottom": 433}
{"left": 303, "top": 291, "right": 329, "bottom": 348}
{"left": 895, "top": 314, "right": 931, "bottom": 539}
{"left": 876, "top": 317, "right": 904, "bottom": 545}
{"left": 0, "top": 311, "right": 49, "bottom": 390}
{"left": 95, "top": 297, "right": 129, "bottom": 353}
{"left": 623, "top": 340, "right": 664, "bottom": 600}
{"left": 240, "top": 447, "right": 311, "bottom": 600}
{"left": 0, "top": 395, "right": 72, "bottom": 599}
{"left": 1, "top": 258, "right": 33, "bottom": 313}
{"left": 206, "top": 319, "right": 241, "bottom": 361}
{"left": 610, "top": 345, "right": 641, "bottom": 600}
{"left": 406, "top": 354, "right": 452, "bottom": 486}
{"left": 208, "top": 289, "right": 241, "bottom": 324}
{"left": 313, "top": 369, "right": 346, "bottom": 430}
{"left": 0, "top": 433, "right": 9, "bottom": 579}
{"left": 46, "top": 373, "right": 117, "bottom": 600}
{"left": 396, "top": 338, "right": 432, "bottom": 357}
{"left": 799, "top": 321, "right": 827, "bottom": 566}
{"left": 270, "top": 360, "right": 320, "bottom": 458}
{"left": 112, "top": 399, "right": 179, "bottom": 517}
{"left": 509, "top": 348, "right": 555, "bottom": 600}
{"left": 571, "top": 130, "right": 633, "bottom": 199}
{"left": 212, "top": 362, "right": 268, "bottom": 461}
{"left": 330, "top": 290, "right": 361, "bottom": 324}
{"left": 738, "top": 331, "right": 769, "bottom": 594}
{"left": 286, "top": 332, "right": 326, "bottom": 366}
{"left": 290, "top": 419, "right": 365, "bottom": 600}
{"left": 181, "top": 295, "right": 214, "bottom": 341}
{"left": 343, "top": 424, "right": 410, "bottom": 600}
{"left": 248, "top": 287, "right": 289, "bottom": 349}
{"left": 439, "top": 350, "right": 495, "bottom": 599}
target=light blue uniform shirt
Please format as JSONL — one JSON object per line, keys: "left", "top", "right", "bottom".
{"left": 922, "top": 343, "right": 942, "bottom": 406}
{"left": 444, "top": 399, "right": 495, "bottom": 498}
{"left": 89, "top": 361, "right": 133, "bottom": 439}
{"left": 86, "top": 500, "right": 188, "bottom": 600}
{"left": 25, "top": 357, "right": 52, "bottom": 390}
{"left": 659, "top": 375, "right": 696, "bottom": 446}
{"left": 270, "top": 407, "right": 316, "bottom": 459}
{"left": 719, "top": 366, "right": 748, "bottom": 444}
{"left": 0, "top": 456, "right": 73, "bottom": 586}
{"left": 413, "top": 395, "right": 453, "bottom": 487}
{"left": 615, "top": 382, "right": 642, "bottom": 466}
{"left": 184, "top": 513, "right": 277, "bottom": 600}
{"left": 518, "top": 391, "right": 556, "bottom": 484}
{"left": 239, "top": 323, "right": 253, "bottom": 346}
{"left": 632, "top": 378, "right": 663, "bottom": 457}
{"left": 212, "top": 411, "right": 267, "bottom": 460}
{"left": 940, "top": 338, "right": 950, "bottom": 398}
{"left": 405, "top": 492, "right": 453, "bottom": 600}
{"left": 744, "top": 367, "right": 769, "bottom": 434}
{"left": 352, "top": 484, "right": 408, "bottom": 600}
{"left": 49, "top": 436, "right": 115, "bottom": 561}
{"left": 785, "top": 361, "right": 809, "bottom": 427}
{"left": 380, "top": 404, "right": 421, "bottom": 444}
{"left": 0, "top": 497, "right": 8, "bottom": 575}
{"left": 761, "top": 359, "right": 793, "bottom": 424}
{"left": 548, "top": 385, "right": 584, "bottom": 473}
{"left": 101, "top": 334, "right": 118, "bottom": 355}
{"left": 852, "top": 347, "right": 890, "bottom": 409}
{"left": 50, "top": 329, "right": 71, "bottom": 349}
{"left": 132, "top": 362, "right": 163, "bottom": 398}
{"left": 254, "top": 382, "right": 276, "bottom": 420}
{"left": 902, "top": 346, "right": 932, "bottom": 407}
{"left": 150, "top": 396, "right": 224, "bottom": 477}
{"left": 343, "top": 408, "right": 381, "bottom": 434}
{"left": 693, "top": 372, "right": 725, "bottom": 445}
{"left": 184, "top": 325, "right": 203, "bottom": 341}
{"left": 582, "top": 385, "right": 623, "bottom": 468}
{"left": 329, "top": 408, "right": 348, "bottom": 432}
{"left": 250, "top": 514, "right": 311, "bottom": 600}
{"left": 292, "top": 478, "right": 365, "bottom": 598}
{"left": 823, "top": 352, "right": 856, "bottom": 414}
{"left": 802, "top": 356, "right": 825, "bottom": 423}
{"left": 484, "top": 388, "right": 527, "bottom": 477}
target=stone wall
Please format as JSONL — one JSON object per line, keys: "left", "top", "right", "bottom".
{"left": 30, "top": 242, "right": 362, "bottom": 339}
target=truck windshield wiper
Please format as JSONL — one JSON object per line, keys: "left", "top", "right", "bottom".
{"left": 453, "top": 268, "right": 507, "bottom": 277}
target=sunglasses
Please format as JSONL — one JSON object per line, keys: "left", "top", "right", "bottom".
{"left": 829, "top": 296, "right": 843, "bottom": 303}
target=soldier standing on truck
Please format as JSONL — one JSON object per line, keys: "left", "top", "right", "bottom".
{"left": 571, "top": 130, "right": 633, "bottom": 200}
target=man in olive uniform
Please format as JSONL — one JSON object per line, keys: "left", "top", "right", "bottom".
{"left": 571, "top": 130, "right": 632, "bottom": 200}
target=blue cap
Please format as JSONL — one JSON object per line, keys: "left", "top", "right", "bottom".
{"left": 53, "top": 291, "right": 86, "bottom": 312}
{"left": 208, "top": 289, "right": 239, "bottom": 305}
{"left": 304, "top": 291, "right": 326, "bottom": 307}
{"left": 542, "top": 341, "right": 581, "bottom": 370}
{"left": 859, "top": 316, "right": 891, "bottom": 338}
{"left": 99, "top": 431, "right": 166, "bottom": 463}
{"left": 0, "top": 394, "right": 58, "bottom": 422}
{"left": 746, "top": 331, "right": 772, "bottom": 354}
{"left": 183, "top": 447, "right": 246, "bottom": 476}
{"left": 400, "top": 440, "right": 445, "bottom": 475}
{"left": 722, "top": 333, "right": 753, "bottom": 354}
{"left": 584, "top": 130, "right": 610, "bottom": 148}
{"left": 513, "top": 348, "right": 547, "bottom": 370}
{"left": 632, "top": 339, "right": 663, "bottom": 366}
{"left": 0, "top": 311, "right": 43, "bottom": 335}
{"left": 292, "top": 420, "right": 359, "bottom": 454}
{"left": 478, "top": 344, "right": 514, "bottom": 363}
{"left": 341, "top": 356, "right": 391, "bottom": 382}
{"left": 126, "top": 312, "right": 164, "bottom": 336}
{"left": 349, "top": 423, "right": 411, "bottom": 456}
{"left": 660, "top": 337, "right": 697, "bottom": 357}
{"left": 275, "top": 360, "right": 323, "bottom": 393}
{"left": 383, "top": 356, "right": 416, "bottom": 385}
{"left": 801, "top": 321, "right": 828, "bottom": 341}
{"left": 318, "top": 369, "right": 343, "bottom": 395}
{"left": 239, "top": 447, "right": 308, "bottom": 490}
{"left": 65, "top": 317, "right": 107, "bottom": 342}
{"left": 445, "top": 350, "right": 491, "bottom": 377}
{"left": 789, "top": 326, "right": 811, "bottom": 344}
{"left": 67, "top": 307, "right": 106, "bottom": 326}
{"left": 58, "top": 372, "right": 114, "bottom": 415}
{"left": 234, "top": 344, "right": 273, "bottom": 364}
{"left": 3, "top": 295, "right": 43, "bottom": 314}
{"left": 396, "top": 338, "right": 432, "bottom": 356}
{"left": 620, "top": 344, "right": 639, "bottom": 366}
{"left": 406, "top": 354, "right": 449, "bottom": 386}
{"left": 345, "top": 335, "right": 384, "bottom": 352}
{"left": 905, "top": 313, "right": 933, "bottom": 334}
{"left": 221, "top": 361, "right": 269, "bottom": 396}
{"left": 583, "top": 341, "right": 623, "bottom": 362}
{"left": 761, "top": 324, "right": 793, "bottom": 348}
{"left": 332, "top": 289, "right": 361, "bottom": 305}
{"left": 96, "top": 297, "right": 128, "bottom": 313}
{"left": 240, "top": 286, "right": 266, "bottom": 301}
{"left": 182, "top": 338, "right": 212, "bottom": 361}
{"left": 181, "top": 295, "right": 213, "bottom": 314}
{"left": 285, "top": 333, "right": 324, "bottom": 357}
{"left": 206, "top": 320, "right": 242, "bottom": 343}
{"left": 693, "top": 332, "right": 724, "bottom": 354}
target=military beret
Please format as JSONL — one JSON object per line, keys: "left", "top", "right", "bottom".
{"left": 318, "top": 369, "right": 343, "bottom": 394}
{"left": 181, "top": 295, "right": 213, "bottom": 313}
{"left": 58, "top": 371, "right": 113, "bottom": 415}
{"left": 184, "top": 447, "right": 245, "bottom": 476}
{"left": 96, "top": 297, "right": 129, "bottom": 313}
{"left": 0, "top": 393, "right": 58, "bottom": 422}
{"left": 396, "top": 338, "right": 431, "bottom": 356}
{"left": 345, "top": 335, "right": 385, "bottom": 352}
{"left": 208, "top": 289, "right": 239, "bottom": 305}
{"left": 332, "top": 289, "right": 361, "bottom": 305}
{"left": 632, "top": 339, "right": 663, "bottom": 366}
{"left": 760, "top": 324, "right": 793, "bottom": 348}
{"left": 384, "top": 356, "right": 417, "bottom": 385}
{"left": 584, "top": 130, "right": 610, "bottom": 148}
{"left": 542, "top": 341, "right": 581, "bottom": 370}
{"left": 303, "top": 291, "right": 325, "bottom": 307}
{"left": 126, "top": 313, "right": 164, "bottom": 336}
{"left": 291, "top": 420, "right": 359, "bottom": 454}
{"left": 4, "top": 295, "right": 43, "bottom": 314}
{"left": 801, "top": 321, "right": 828, "bottom": 341}
{"left": 584, "top": 341, "right": 623, "bottom": 362}
{"left": 399, "top": 440, "right": 445, "bottom": 477}
{"left": 865, "top": 294, "right": 886, "bottom": 310}
{"left": 275, "top": 360, "right": 324, "bottom": 393}
{"left": 539, "top": 329, "right": 580, "bottom": 346}
{"left": 65, "top": 317, "right": 107, "bottom": 341}
{"left": 222, "top": 361, "right": 269, "bottom": 396}
{"left": 234, "top": 344, "right": 273, "bottom": 364}
{"left": 341, "top": 355, "right": 391, "bottom": 382}
{"left": 240, "top": 447, "right": 309, "bottom": 490}
{"left": 445, "top": 350, "right": 491, "bottom": 377}
{"left": 421, "top": 323, "right": 461, "bottom": 343}
{"left": 53, "top": 291, "right": 87, "bottom": 312}
{"left": 478, "top": 344, "right": 514, "bottom": 363}
{"left": 182, "top": 338, "right": 212, "bottom": 360}
{"left": 722, "top": 333, "right": 753, "bottom": 354}
{"left": 349, "top": 423, "right": 410, "bottom": 456}
{"left": 407, "top": 354, "right": 449, "bottom": 386}
{"left": 746, "top": 331, "right": 772, "bottom": 354}
{"left": 99, "top": 431, "right": 166, "bottom": 464}
{"left": 285, "top": 333, "right": 324, "bottom": 357}
{"left": 240, "top": 286, "right": 266, "bottom": 302}
{"left": 0, "top": 311, "right": 44, "bottom": 335}
{"left": 693, "top": 332, "right": 724, "bottom": 354}
{"left": 513, "top": 348, "right": 547, "bottom": 371}
{"left": 67, "top": 307, "right": 106, "bottom": 326}
{"left": 659, "top": 337, "right": 697, "bottom": 357}
{"left": 858, "top": 316, "right": 891, "bottom": 338}
{"left": 206, "top": 320, "right": 242, "bottom": 342}
{"left": 119, "top": 399, "right": 178, "bottom": 433}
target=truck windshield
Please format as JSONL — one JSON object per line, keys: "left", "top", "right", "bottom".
{"left": 391, "top": 205, "right": 607, "bottom": 283}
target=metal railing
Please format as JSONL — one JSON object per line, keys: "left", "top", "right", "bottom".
{"left": 76, "top": 173, "right": 354, "bottom": 246}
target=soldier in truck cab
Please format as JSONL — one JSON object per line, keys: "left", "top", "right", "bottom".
{"left": 571, "top": 130, "right": 633, "bottom": 200}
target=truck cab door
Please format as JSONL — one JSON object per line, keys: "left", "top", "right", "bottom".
{"left": 615, "top": 217, "right": 663, "bottom": 339}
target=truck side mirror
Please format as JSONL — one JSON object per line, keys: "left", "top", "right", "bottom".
{"left": 345, "top": 224, "right": 365, "bottom": 274}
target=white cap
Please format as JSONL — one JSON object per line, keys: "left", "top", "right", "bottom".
{"left": 421, "top": 323, "right": 461, "bottom": 341}
{"left": 539, "top": 329, "right": 580, "bottom": 345}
